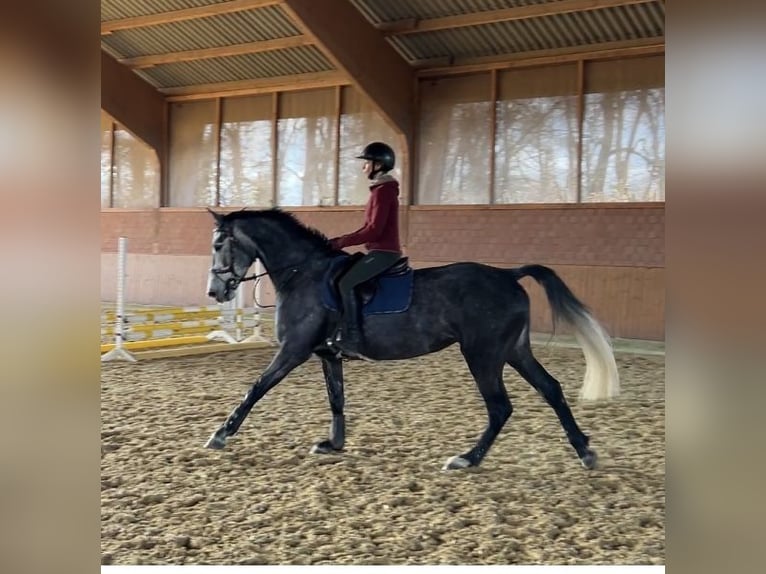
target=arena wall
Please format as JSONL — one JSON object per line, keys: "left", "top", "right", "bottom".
{"left": 101, "top": 203, "right": 664, "bottom": 340}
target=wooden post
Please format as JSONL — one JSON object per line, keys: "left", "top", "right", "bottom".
{"left": 333, "top": 85, "right": 342, "bottom": 205}
{"left": 576, "top": 59, "right": 585, "bottom": 203}
{"left": 489, "top": 69, "right": 498, "bottom": 204}
{"left": 214, "top": 97, "right": 222, "bottom": 206}
{"left": 108, "top": 121, "right": 116, "bottom": 208}
{"left": 161, "top": 101, "right": 170, "bottom": 207}
{"left": 271, "top": 92, "right": 279, "bottom": 207}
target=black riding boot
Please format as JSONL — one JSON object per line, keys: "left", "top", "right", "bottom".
{"left": 333, "top": 292, "right": 368, "bottom": 360}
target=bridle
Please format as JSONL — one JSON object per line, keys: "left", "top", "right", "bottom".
{"left": 210, "top": 226, "right": 311, "bottom": 307}
{"left": 210, "top": 230, "right": 260, "bottom": 287}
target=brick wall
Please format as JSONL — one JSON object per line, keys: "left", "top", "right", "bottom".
{"left": 101, "top": 204, "right": 664, "bottom": 340}
{"left": 407, "top": 205, "right": 663, "bottom": 267}
{"left": 100, "top": 208, "right": 366, "bottom": 308}
{"left": 404, "top": 205, "right": 665, "bottom": 340}
{"left": 101, "top": 208, "right": 364, "bottom": 255}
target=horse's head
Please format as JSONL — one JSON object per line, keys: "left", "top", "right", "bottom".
{"left": 206, "top": 209, "right": 255, "bottom": 303}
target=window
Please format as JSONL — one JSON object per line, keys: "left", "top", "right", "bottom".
{"left": 415, "top": 54, "right": 665, "bottom": 205}
{"left": 112, "top": 126, "right": 160, "bottom": 208}
{"left": 101, "top": 111, "right": 160, "bottom": 209}
{"left": 168, "top": 100, "right": 217, "bottom": 207}
{"left": 101, "top": 111, "right": 113, "bottom": 208}
{"left": 219, "top": 95, "right": 274, "bottom": 207}
{"left": 159, "top": 87, "right": 397, "bottom": 208}
{"left": 417, "top": 74, "right": 492, "bottom": 204}
{"left": 495, "top": 65, "right": 579, "bottom": 203}
{"left": 582, "top": 56, "right": 665, "bottom": 202}
{"left": 339, "top": 86, "right": 401, "bottom": 205}
{"left": 276, "top": 89, "right": 336, "bottom": 207}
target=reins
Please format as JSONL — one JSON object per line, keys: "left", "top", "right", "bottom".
{"left": 239, "top": 257, "right": 311, "bottom": 309}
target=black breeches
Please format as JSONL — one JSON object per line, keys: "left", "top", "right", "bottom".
{"left": 337, "top": 250, "right": 402, "bottom": 316}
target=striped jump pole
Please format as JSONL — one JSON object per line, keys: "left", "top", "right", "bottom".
{"left": 101, "top": 240, "right": 274, "bottom": 361}
{"left": 238, "top": 258, "right": 272, "bottom": 344}
{"left": 101, "top": 236, "right": 137, "bottom": 363}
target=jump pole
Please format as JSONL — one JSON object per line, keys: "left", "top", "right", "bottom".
{"left": 101, "top": 236, "right": 137, "bottom": 363}
{"left": 239, "top": 258, "right": 272, "bottom": 344}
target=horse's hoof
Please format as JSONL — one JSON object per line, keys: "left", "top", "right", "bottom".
{"left": 580, "top": 450, "right": 598, "bottom": 470}
{"left": 310, "top": 440, "right": 339, "bottom": 454}
{"left": 204, "top": 430, "right": 227, "bottom": 450}
{"left": 443, "top": 455, "right": 472, "bottom": 471}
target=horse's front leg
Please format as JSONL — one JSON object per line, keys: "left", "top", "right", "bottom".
{"left": 310, "top": 355, "right": 345, "bottom": 454}
{"left": 204, "top": 344, "right": 311, "bottom": 450}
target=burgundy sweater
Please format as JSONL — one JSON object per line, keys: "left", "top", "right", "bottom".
{"left": 332, "top": 176, "right": 402, "bottom": 253}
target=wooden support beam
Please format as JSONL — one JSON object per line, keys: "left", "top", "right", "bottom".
{"left": 214, "top": 98, "right": 222, "bottom": 206}
{"left": 576, "top": 59, "right": 585, "bottom": 203}
{"left": 101, "top": 0, "right": 281, "bottom": 35}
{"left": 162, "top": 71, "right": 350, "bottom": 101}
{"left": 417, "top": 38, "right": 665, "bottom": 77}
{"left": 101, "top": 51, "right": 166, "bottom": 155}
{"left": 119, "top": 36, "right": 312, "bottom": 68}
{"left": 333, "top": 85, "right": 341, "bottom": 206}
{"left": 281, "top": 0, "right": 414, "bottom": 139}
{"left": 108, "top": 120, "right": 116, "bottom": 208}
{"left": 411, "top": 56, "right": 453, "bottom": 68}
{"left": 271, "top": 92, "right": 279, "bottom": 207}
{"left": 379, "top": 0, "right": 658, "bottom": 35}
{"left": 161, "top": 102, "right": 170, "bottom": 207}
{"left": 376, "top": 18, "right": 418, "bottom": 34}
{"left": 488, "top": 69, "right": 497, "bottom": 205}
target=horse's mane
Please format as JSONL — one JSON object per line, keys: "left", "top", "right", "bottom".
{"left": 222, "top": 208, "right": 338, "bottom": 254}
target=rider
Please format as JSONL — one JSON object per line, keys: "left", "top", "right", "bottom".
{"left": 329, "top": 141, "right": 403, "bottom": 359}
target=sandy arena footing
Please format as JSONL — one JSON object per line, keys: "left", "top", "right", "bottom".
{"left": 101, "top": 343, "right": 664, "bottom": 566}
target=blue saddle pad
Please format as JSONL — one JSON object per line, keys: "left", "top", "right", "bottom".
{"left": 321, "top": 256, "right": 414, "bottom": 316}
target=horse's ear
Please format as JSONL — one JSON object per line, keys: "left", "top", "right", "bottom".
{"left": 207, "top": 207, "right": 224, "bottom": 225}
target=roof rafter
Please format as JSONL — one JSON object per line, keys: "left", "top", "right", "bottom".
{"left": 119, "top": 35, "right": 312, "bottom": 68}
{"left": 417, "top": 37, "right": 664, "bottom": 76}
{"left": 377, "top": 0, "right": 657, "bottom": 35}
{"left": 101, "top": 0, "right": 282, "bottom": 35}
{"left": 101, "top": 51, "right": 166, "bottom": 154}
{"left": 162, "top": 70, "right": 349, "bottom": 101}
{"left": 281, "top": 0, "right": 414, "bottom": 138}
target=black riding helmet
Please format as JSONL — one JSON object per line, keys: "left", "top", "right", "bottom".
{"left": 356, "top": 141, "right": 395, "bottom": 179}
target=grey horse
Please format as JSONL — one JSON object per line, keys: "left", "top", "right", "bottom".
{"left": 203, "top": 208, "right": 619, "bottom": 470}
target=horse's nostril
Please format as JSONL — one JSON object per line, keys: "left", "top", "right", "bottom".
{"left": 207, "top": 290, "right": 216, "bottom": 298}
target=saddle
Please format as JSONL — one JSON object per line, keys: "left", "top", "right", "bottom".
{"left": 322, "top": 254, "right": 414, "bottom": 315}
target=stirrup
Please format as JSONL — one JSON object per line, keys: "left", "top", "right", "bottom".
{"left": 326, "top": 335, "right": 373, "bottom": 362}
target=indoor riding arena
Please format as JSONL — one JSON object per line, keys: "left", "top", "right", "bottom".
{"left": 101, "top": 0, "right": 665, "bottom": 567}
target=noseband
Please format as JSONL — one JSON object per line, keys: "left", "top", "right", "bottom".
{"left": 210, "top": 228, "right": 307, "bottom": 302}
{"left": 210, "top": 230, "right": 258, "bottom": 288}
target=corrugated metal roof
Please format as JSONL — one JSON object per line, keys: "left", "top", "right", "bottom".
{"left": 100, "top": 42, "right": 124, "bottom": 61}
{"left": 349, "top": 0, "right": 552, "bottom": 24}
{"left": 101, "top": 6, "right": 299, "bottom": 57}
{"left": 101, "top": 0, "right": 223, "bottom": 22}
{"left": 101, "top": 0, "right": 663, "bottom": 90}
{"left": 133, "top": 68, "right": 163, "bottom": 88}
{"left": 140, "top": 45, "right": 334, "bottom": 87}
{"left": 389, "top": 2, "right": 664, "bottom": 61}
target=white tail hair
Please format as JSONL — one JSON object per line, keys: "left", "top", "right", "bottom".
{"left": 512, "top": 264, "right": 620, "bottom": 402}
{"left": 571, "top": 311, "right": 620, "bottom": 401}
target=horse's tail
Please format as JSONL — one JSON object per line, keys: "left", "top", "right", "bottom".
{"left": 512, "top": 264, "right": 620, "bottom": 401}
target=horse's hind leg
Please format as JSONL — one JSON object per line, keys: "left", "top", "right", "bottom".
{"left": 444, "top": 347, "right": 511, "bottom": 470}
{"left": 310, "top": 356, "right": 345, "bottom": 454}
{"left": 508, "top": 345, "right": 597, "bottom": 469}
